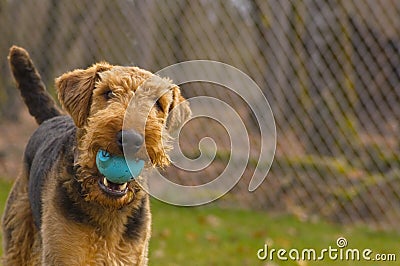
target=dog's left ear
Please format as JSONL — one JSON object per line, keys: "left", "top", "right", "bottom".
{"left": 56, "top": 63, "right": 112, "bottom": 128}
{"left": 166, "top": 86, "right": 191, "bottom": 137}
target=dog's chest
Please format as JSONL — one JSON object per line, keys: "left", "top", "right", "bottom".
{"left": 67, "top": 229, "right": 143, "bottom": 265}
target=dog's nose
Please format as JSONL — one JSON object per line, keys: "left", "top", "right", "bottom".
{"left": 117, "top": 130, "right": 144, "bottom": 154}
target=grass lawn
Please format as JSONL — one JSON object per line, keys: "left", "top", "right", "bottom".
{"left": 0, "top": 178, "right": 398, "bottom": 265}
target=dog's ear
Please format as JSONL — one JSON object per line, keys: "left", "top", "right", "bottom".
{"left": 56, "top": 63, "right": 112, "bottom": 128}
{"left": 166, "top": 85, "right": 191, "bottom": 137}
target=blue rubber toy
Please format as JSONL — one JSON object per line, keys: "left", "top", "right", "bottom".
{"left": 96, "top": 149, "right": 145, "bottom": 184}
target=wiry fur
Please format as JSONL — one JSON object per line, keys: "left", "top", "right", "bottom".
{"left": 2, "top": 46, "right": 191, "bottom": 265}
{"left": 8, "top": 45, "right": 61, "bottom": 124}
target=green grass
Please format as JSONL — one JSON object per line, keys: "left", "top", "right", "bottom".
{"left": 0, "top": 178, "right": 13, "bottom": 256}
{"left": 0, "top": 179, "right": 12, "bottom": 214}
{"left": 149, "top": 200, "right": 399, "bottom": 265}
{"left": 0, "top": 178, "right": 398, "bottom": 265}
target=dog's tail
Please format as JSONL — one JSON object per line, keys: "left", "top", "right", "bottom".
{"left": 8, "top": 45, "right": 61, "bottom": 125}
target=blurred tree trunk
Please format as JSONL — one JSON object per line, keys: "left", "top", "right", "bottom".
{"left": 0, "top": 0, "right": 21, "bottom": 121}
{"left": 117, "top": 0, "right": 159, "bottom": 70}
{"left": 258, "top": 0, "right": 294, "bottom": 128}
{"left": 276, "top": 0, "right": 310, "bottom": 129}
{"left": 302, "top": 0, "right": 359, "bottom": 156}
{"left": 172, "top": 1, "right": 189, "bottom": 62}
{"left": 36, "top": 0, "right": 59, "bottom": 84}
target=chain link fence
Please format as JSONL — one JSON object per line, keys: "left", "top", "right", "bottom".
{"left": 1, "top": 0, "right": 400, "bottom": 230}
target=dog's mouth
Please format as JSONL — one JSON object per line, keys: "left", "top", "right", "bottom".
{"left": 98, "top": 177, "right": 129, "bottom": 197}
{"left": 95, "top": 149, "right": 145, "bottom": 197}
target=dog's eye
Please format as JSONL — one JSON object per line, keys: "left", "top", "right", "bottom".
{"left": 104, "top": 90, "right": 114, "bottom": 100}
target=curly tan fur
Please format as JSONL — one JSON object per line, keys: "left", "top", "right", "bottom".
{"left": 2, "top": 46, "right": 191, "bottom": 265}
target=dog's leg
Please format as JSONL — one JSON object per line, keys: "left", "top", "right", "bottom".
{"left": 2, "top": 165, "right": 39, "bottom": 265}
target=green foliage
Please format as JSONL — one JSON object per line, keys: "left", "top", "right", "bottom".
{"left": 275, "top": 155, "right": 358, "bottom": 178}
{"left": 363, "top": 144, "right": 400, "bottom": 173}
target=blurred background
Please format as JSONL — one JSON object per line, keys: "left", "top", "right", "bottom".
{"left": 0, "top": 1, "right": 400, "bottom": 264}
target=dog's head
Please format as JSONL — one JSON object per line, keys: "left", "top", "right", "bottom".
{"left": 56, "top": 63, "right": 191, "bottom": 208}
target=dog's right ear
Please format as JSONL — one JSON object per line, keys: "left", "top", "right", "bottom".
{"left": 56, "top": 63, "right": 112, "bottom": 128}
{"left": 166, "top": 85, "right": 191, "bottom": 137}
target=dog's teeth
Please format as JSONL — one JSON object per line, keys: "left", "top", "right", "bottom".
{"left": 119, "top": 183, "right": 127, "bottom": 190}
{"left": 103, "top": 177, "right": 108, "bottom": 187}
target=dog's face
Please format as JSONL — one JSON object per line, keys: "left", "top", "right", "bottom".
{"left": 56, "top": 63, "right": 190, "bottom": 208}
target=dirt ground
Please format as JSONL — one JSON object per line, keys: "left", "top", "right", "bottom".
{"left": 0, "top": 109, "right": 37, "bottom": 180}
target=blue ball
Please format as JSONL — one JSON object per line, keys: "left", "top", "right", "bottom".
{"left": 96, "top": 149, "right": 144, "bottom": 184}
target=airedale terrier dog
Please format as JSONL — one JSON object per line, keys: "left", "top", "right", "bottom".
{"left": 2, "top": 46, "right": 190, "bottom": 265}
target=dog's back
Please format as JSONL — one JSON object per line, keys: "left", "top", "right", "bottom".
{"left": 25, "top": 116, "right": 76, "bottom": 229}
